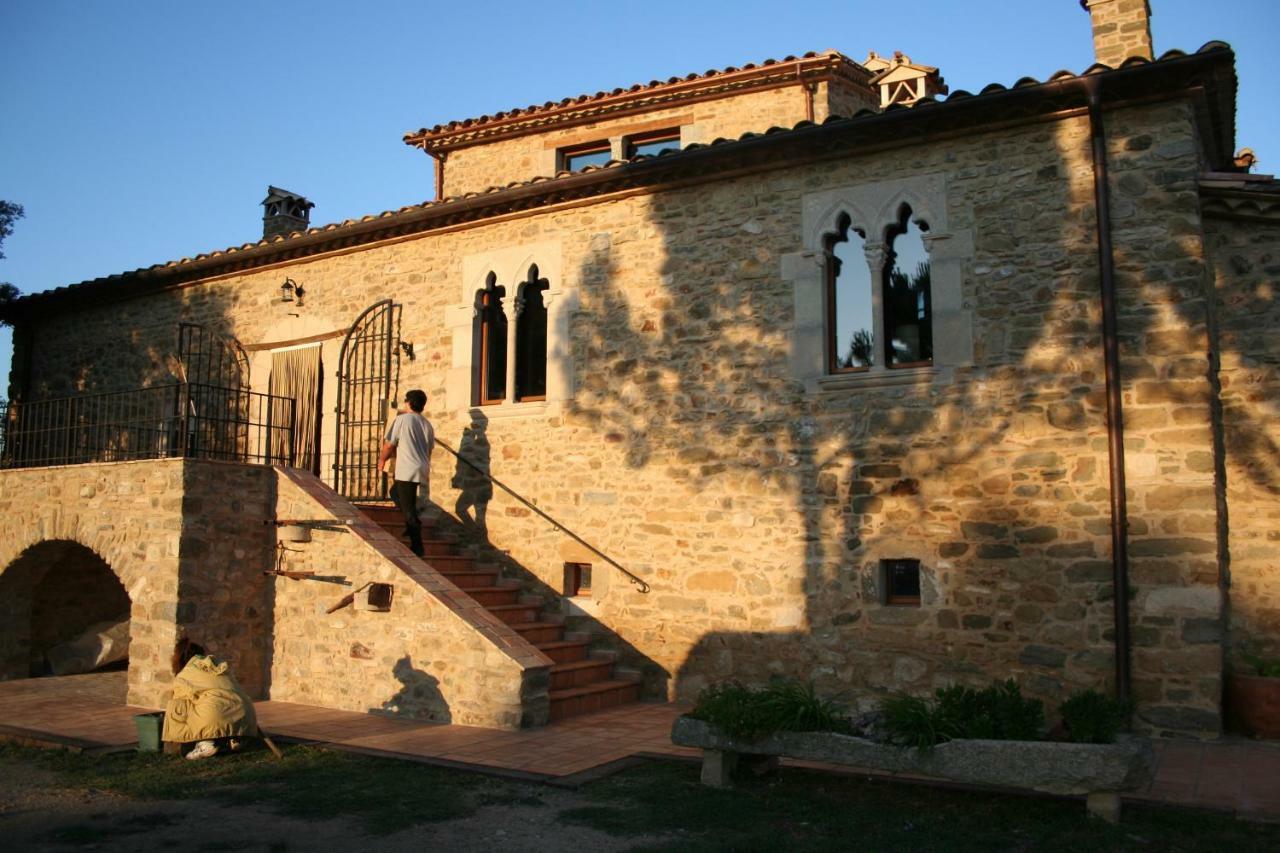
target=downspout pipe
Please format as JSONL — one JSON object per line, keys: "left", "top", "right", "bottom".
{"left": 1085, "top": 74, "right": 1132, "bottom": 704}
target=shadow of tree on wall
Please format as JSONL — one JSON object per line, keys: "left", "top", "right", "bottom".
{"left": 548, "top": 101, "right": 1273, "bottom": 734}
{"left": 374, "top": 654, "right": 451, "bottom": 722}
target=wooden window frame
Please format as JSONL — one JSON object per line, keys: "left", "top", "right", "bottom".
{"left": 882, "top": 206, "right": 933, "bottom": 370}
{"left": 825, "top": 214, "right": 871, "bottom": 375}
{"left": 514, "top": 269, "right": 550, "bottom": 403}
{"left": 625, "top": 128, "right": 681, "bottom": 159}
{"left": 560, "top": 140, "right": 611, "bottom": 172}
{"left": 474, "top": 276, "right": 507, "bottom": 407}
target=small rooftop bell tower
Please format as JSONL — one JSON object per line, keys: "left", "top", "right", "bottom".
{"left": 862, "top": 51, "right": 948, "bottom": 108}
{"left": 261, "top": 186, "right": 314, "bottom": 240}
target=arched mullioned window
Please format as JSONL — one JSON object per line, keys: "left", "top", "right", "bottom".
{"left": 514, "top": 265, "right": 550, "bottom": 402}
{"left": 825, "top": 213, "right": 874, "bottom": 373}
{"left": 882, "top": 205, "right": 932, "bottom": 368}
{"left": 474, "top": 272, "right": 507, "bottom": 406}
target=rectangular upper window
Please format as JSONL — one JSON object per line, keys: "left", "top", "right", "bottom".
{"left": 562, "top": 141, "right": 611, "bottom": 172}
{"left": 627, "top": 129, "right": 681, "bottom": 159}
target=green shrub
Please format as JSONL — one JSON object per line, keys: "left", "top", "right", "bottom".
{"left": 689, "top": 679, "right": 851, "bottom": 741}
{"left": 1244, "top": 653, "right": 1280, "bottom": 678}
{"left": 881, "top": 680, "right": 1045, "bottom": 748}
{"left": 1059, "top": 689, "right": 1132, "bottom": 744}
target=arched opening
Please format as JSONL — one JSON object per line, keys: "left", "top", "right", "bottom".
{"left": 882, "top": 204, "right": 932, "bottom": 368}
{"left": 473, "top": 272, "right": 508, "bottom": 406}
{"left": 515, "top": 265, "right": 550, "bottom": 401}
{"left": 0, "top": 541, "right": 132, "bottom": 684}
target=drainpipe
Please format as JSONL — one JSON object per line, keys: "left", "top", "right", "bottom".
{"left": 1085, "top": 75, "right": 1132, "bottom": 704}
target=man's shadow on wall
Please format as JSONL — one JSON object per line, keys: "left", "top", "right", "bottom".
{"left": 375, "top": 654, "right": 451, "bottom": 722}
{"left": 452, "top": 408, "right": 492, "bottom": 537}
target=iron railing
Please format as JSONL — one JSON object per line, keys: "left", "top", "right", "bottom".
{"left": 437, "top": 439, "right": 651, "bottom": 594}
{"left": 0, "top": 383, "right": 295, "bottom": 470}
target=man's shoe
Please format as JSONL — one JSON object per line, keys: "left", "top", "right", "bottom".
{"left": 185, "top": 740, "right": 218, "bottom": 760}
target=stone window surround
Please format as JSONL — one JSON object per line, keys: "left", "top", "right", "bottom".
{"left": 446, "top": 241, "right": 576, "bottom": 418}
{"left": 784, "top": 174, "right": 973, "bottom": 393}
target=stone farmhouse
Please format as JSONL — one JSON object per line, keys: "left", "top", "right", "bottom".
{"left": 1, "top": 0, "right": 1276, "bottom": 737}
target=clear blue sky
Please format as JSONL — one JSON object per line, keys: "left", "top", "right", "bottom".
{"left": 3, "top": 0, "right": 1277, "bottom": 395}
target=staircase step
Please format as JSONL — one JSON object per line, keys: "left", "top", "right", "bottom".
{"left": 425, "top": 555, "right": 481, "bottom": 571}
{"left": 548, "top": 679, "right": 643, "bottom": 722}
{"left": 485, "top": 603, "right": 543, "bottom": 625}
{"left": 512, "top": 621, "right": 566, "bottom": 644}
{"left": 465, "top": 586, "right": 520, "bottom": 606}
{"left": 549, "top": 658, "right": 615, "bottom": 690}
{"left": 355, "top": 504, "right": 436, "bottom": 526}
{"left": 535, "top": 640, "right": 590, "bottom": 664}
{"left": 436, "top": 570, "right": 499, "bottom": 589}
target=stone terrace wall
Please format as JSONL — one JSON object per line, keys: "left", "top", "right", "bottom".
{"left": 17, "top": 96, "right": 1228, "bottom": 735}
{"left": 269, "top": 468, "right": 551, "bottom": 729}
{"left": 0, "top": 459, "right": 274, "bottom": 707}
{"left": 1205, "top": 215, "right": 1280, "bottom": 665}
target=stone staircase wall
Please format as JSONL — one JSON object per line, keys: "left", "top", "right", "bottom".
{"left": 270, "top": 468, "right": 552, "bottom": 729}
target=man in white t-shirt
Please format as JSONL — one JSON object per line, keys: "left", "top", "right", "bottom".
{"left": 376, "top": 389, "right": 435, "bottom": 557}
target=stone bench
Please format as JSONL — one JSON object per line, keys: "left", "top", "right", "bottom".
{"left": 671, "top": 716, "right": 1156, "bottom": 823}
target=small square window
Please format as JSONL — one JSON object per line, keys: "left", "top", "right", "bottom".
{"left": 562, "top": 142, "right": 611, "bottom": 172}
{"left": 564, "top": 562, "right": 592, "bottom": 598}
{"left": 880, "top": 558, "right": 921, "bottom": 607}
{"left": 627, "top": 129, "right": 681, "bottom": 159}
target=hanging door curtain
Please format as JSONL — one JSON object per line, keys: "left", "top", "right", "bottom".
{"left": 270, "top": 345, "right": 321, "bottom": 470}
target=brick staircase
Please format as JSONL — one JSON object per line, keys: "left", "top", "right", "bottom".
{"left": 355, "top": 503, "right": 641, "bottom": 722}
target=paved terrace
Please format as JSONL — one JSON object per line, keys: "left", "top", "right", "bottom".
{"left": 1, "top": 673, "right": 1277, "bottom": 819}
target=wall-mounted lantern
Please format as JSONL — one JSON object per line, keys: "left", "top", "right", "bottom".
{"left": 280, "top": 277, "right": 306, "bottom": 307}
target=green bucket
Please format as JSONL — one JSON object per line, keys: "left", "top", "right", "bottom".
{"left": 134, "top": 712, "right": 164, "bottom": 752}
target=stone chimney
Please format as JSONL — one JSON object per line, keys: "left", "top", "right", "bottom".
{"left": 261, "top": 186, "right": 314, "bottom": 240}
{"left": 1080, "top": 0, "right": 1154, "bottom": 67}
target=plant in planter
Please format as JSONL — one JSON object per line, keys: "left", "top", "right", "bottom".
{"left": 1060, "top": 689, "right": 1132, "bottom": 744}
{"left": 672, "top": 678, "right": 1155, "bottom": 824}
{"left": 1227, "top": 652, "right": 1280, "bottom": 739}
{"left": 881, "top": 679, "right": 1045, "bottom": 748}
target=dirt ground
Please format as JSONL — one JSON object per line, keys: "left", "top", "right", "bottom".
{"left": 0, "top": 756, "right": 664, "bottom": 852}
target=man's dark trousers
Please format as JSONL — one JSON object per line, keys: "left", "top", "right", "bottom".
{"left": 391, "top": 479, "right": 424, "bottom": 557}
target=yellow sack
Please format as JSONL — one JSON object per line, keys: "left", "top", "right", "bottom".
{"left": 162, "top": 655, "right": 258, "bottom": 743}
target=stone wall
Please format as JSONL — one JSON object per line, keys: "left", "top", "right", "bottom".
{"left": 0, "top": 459, "right": 275, "bottom": 707}
{"left": 1205, "top": 215, "right": 1280, "bottom": 666}
{"left": 441, "top": 83, "right": 857, "bottom": 197}
{"left": 13, "top": 94, "right": 1232, "bottom": 735}
{"left": 269, "top": 468, "right": 551, "bottom": 729}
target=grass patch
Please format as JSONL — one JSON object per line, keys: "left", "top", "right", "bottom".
{"left": 0, "top": 742, "right": 520, "bottom": 835}
{"left": 564, "top": 760, "right": 1280, "bottom": 852}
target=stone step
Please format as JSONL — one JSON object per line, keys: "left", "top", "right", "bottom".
{"left": 535, "top": 640, "right": 590, "bottom": 664}
{"left": 437, "top": 570, "right": 500, "bottom": 589}
{"left": 423, "top": 555, "right": 487, "bottom": 574}
{"left": 548, "top": 679, "right": 643, "bottom": 723}
{"left": 549, "top": 658, "right": 616, "bottom": 691}
{"left": 354, "top": 504, "right": 439, "bottom": 529}
{"left": 485, "top": 602, "right": 543, "bottom": 626}
{"left": 512, "top": 621, "right": 566, "bottom": 644}
{"left": 465, "top": 586, "right": 521, "bottom": 607}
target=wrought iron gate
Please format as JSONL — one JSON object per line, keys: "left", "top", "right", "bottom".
{"left": 176, "top": 323, "right": 256, "bottom": 460}
{"left": 333, "top": 299, "right": 401, "bottom": 500}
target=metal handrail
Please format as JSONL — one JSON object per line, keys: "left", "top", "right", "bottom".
{"left": 436, "top": 438, "right": 651, "bottom": 594}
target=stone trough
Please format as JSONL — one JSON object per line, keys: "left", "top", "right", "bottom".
{"left": 671, "top": 716, "right": 1156, "bottom": 823}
